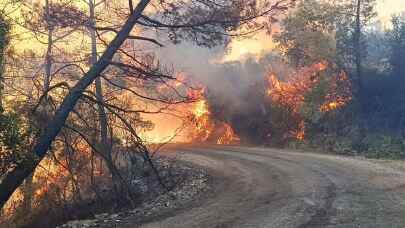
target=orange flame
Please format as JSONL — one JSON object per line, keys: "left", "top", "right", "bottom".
{"left": 188, "top": 89, "right": 240, "bottom": 144}
{"left": 217, "top": 123, "right": 241, "bottom": 144}
{"left": 266, "top": 61, "right": 351, "bottom": 140}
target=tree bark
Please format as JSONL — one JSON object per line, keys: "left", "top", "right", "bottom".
{"left": 0, "top": 0, "right": 150, "bottom": 209}
{"left": 89, "top": 0, "right": 109, "bottom": 150}
{"left": 0, "top": 16, "right": 6, "bottom": 109}
{"left": 88, "top": 0, "right": 131, "bottom": 202}
{"left": 354, "top": 0, "right": 363, "bottom": 95}
{"left": 44, "top": 0, "right": 53, "bottom": 93}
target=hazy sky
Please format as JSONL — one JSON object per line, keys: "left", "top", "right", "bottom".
{"left": 377, "top": 0, "right": 405, "bottom": 16}
{"left": 377, "top": 0, "right": 405, "bottom": 24}
{"left": 221, "top": 0, "right": 405, "bottom": 62}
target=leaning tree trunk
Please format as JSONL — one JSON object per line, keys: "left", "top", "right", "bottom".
{"left": 0, "top": 0, "right": 151, "bottom": 209}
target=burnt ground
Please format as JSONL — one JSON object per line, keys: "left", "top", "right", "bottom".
{"left": 60, "top": 145, "right": 405, "bottom": 228}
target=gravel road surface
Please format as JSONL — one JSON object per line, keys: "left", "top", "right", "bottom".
{"left": 138, "top": 145, "right": 405, "bottom": 228}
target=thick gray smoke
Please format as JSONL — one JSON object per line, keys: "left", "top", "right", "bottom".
{"left": 155, "top": 42, "right": 292, "bottom": 144}
{"left": 156, "top": 41, "right": 289, "bottom": 107}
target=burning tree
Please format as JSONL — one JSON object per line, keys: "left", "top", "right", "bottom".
{"left": 194, "top": 57, "right": 352, "bottom": 146}
{"left": 267, "top": 61, "right": 352, "bottom": 142}
{"left": 187, "top": 89, "right": 240, "bottom": 145}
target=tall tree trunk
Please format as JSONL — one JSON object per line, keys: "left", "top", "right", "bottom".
{"left": 0, "top": 19, "right": 6, "bottom": 109}
{"left": 354, "top": 0, "right": 363, "bottom": 95}
{"left": 44, "top": 0, "right": 53, "bottom": 93}
{"left": 0, "top": 0, "right": 151, "bottom": 209}
{"left": 354, "top": 0, "right": 367, "bottom": 145}
{"left": 88, "top": 1, "right": 131, "bottom": 202}
{"left": 89, "top": 0, "right": 109, "bottom": 150}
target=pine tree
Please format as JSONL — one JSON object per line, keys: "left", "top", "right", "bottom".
{"left": 388, "top": 16, "right": 405, "bottom": 78}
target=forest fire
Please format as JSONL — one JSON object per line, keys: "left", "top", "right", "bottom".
{"left": 3, "top": 0, "right": 405, "bottom": 227}
{"left": 187, "top": 89, "right": 240, "bottom": 145}
{"left": 266, "top": 61, "right": 352, "bottom": 140}
{"left": 266, "top": 61, "right": 330, "bottom": 111}
{"left": 319, "top": 71, "right": 352, "bottom": 112}
{"left": 1, "top": 138, "right": 109, "bottom": 224}
{"left": 139, "top": 82, "right": 241, "bottom": 145}
{"left": 162, "top": 59, "right": 353, "bottom": 145}
{"left": 216, "top": 123, "right": 241, "bottom": 144}
{"left": 193, "top": 100, "right": 210, "bottom": 118}
{"left": 189, "top": 98, "right": 213, "bottom": 142}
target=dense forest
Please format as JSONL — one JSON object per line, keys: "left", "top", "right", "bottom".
{"left": 199, "top": 0, "right": 405, "bottom": 158}
{"left": 0, "top": 0, "right": 405, "bottom": 227}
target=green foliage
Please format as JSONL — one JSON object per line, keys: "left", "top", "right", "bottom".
{"left": 388, "top": 16, "right": 405, "bottom": 78}
{"left": 0, "top": 15, "right": 8, "bottom": 68}
{"left": 361, "top": 135, "right": 405, "bottom": 159}
{"left": 0, "top": 13, "right": 9, "bottom": 102}
{"left": 0, "top": 112, "right": 24, "bottom": 151}
{"left": 273, "top": 0, "right": 338, "bottom": 66}
{"left": 300, "top": 74, "right": 329, "bottom": 124}
{"left": 0, "top": 112, "right": 32, "bottom": 176}
{"left": 272, "top": 0, "right": 405, "bottom": 160}
{"left": 267, "top": 102, "right": 301, "bottom": 146}
{"left": 0, "top": 14, "right": 32, "bottom": 177}
{"left": 335, "top": 0, "right": 377, "bottom": 70}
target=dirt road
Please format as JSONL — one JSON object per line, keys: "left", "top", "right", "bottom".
{"left": 139, "top": 145, "right": 405, "bottom": 228}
